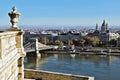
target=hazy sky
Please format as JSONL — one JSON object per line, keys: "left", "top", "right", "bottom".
{"left": 0, "top": 0, "right": 120, "bottom": 26}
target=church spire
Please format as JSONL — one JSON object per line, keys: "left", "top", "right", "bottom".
{"left": 102, "top": 20, "right": 106, "bottom": 26}
{"left": 101, "top": 20, "right": 107, "bottom": 33}
{"left": 106, "top": 23, "right": 108, "bottom": 30}
{"left": 96, "top": 23, "right": 98, "bottom": 30}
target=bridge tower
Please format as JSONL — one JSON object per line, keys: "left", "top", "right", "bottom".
{"left": 35, "top": 38, "right": 41, "bottom": 57}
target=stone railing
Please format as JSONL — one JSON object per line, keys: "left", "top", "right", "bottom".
{"left": 24, "top": 69, "right": 94, "bottom": 80}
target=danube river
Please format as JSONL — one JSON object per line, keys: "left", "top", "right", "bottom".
{"left": 24, "top": 53, "right": 120, "bottom": 80}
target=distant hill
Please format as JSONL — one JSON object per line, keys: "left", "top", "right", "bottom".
{"left": 0, "top": 25, "right": 120, "bottom": 30}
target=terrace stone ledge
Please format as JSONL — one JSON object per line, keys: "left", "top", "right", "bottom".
{"left": 24, "top": 69, "right": 94, "bottom": 80}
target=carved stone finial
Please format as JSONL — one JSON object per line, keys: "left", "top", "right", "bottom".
{"left": 12, "top": 6, "right": 17, "bottom": 13}
{"left": 8, "top": 6, "right": 20, "bottom": 29}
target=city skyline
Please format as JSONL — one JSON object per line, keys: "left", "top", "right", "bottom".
{"left": 0, "top": 0, "right": 120, "bottom": 26}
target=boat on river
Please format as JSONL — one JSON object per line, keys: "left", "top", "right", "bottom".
{"left": 97, "top": 50, "right": 107, "bottom": 55}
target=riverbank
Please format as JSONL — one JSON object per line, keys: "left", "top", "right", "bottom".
{"left": 43, "top": 49, "right": 120, "bottom": 56}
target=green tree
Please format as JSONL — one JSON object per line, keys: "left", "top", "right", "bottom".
{"left": 59, "top": 41, "right": 64, "bottom": 49}
{"left": 55, "top": 40, "right": 64, "bottom": 49}
{"left": 79, "top": 39, "right": 85, "bottom": 47}
{"left": 90, "top": 36, "right": 100, "bottom": 47}
{"left": 83, "top": 36, "right": 100, "bottom": 47}
{"left": 55, "top": 40, "right": 61, "bottom": 45}
{"left": 84, "top": 36, "right": 91, "bottom": 46}
{"left": 67, "top": 40, "right": 73, "bottom": 46}
{"left": 109, "top": 39, "right": 117, "bottom": 47}
{"left": 73, "top": 39, "right": 79, "bottom": 46}
{"left": 38, "top": 37, "right": 49, "bottom": 44}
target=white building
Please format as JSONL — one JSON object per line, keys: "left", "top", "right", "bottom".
{"left": 117, "top": 36, "right": 120, "bottom": 46}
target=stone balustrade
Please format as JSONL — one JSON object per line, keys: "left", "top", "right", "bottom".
{"left": 0, "top": 30, "right": 26, "bottom": 80}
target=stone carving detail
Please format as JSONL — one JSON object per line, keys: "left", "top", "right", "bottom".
{"left": 8, "top": 6, "right": 20, "bottom": 29}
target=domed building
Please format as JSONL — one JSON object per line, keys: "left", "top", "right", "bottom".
{"left": 99, "top": 20, "right": 119, "bottom": 43}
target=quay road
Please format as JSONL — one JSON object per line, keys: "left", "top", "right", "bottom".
{"left": 44, "top": 47, "right": 120, "bottom": 56}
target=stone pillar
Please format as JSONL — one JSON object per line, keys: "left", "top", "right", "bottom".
{"left": 16, "top": 32, "right": 25, "bottom": 80}
{"left": 16, "top": 31, "right": 26, "bottom": 57}
{"left": 18, "top": 57, "right": 24, "bottom": 80}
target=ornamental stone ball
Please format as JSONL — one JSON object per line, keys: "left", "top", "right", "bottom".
{"left": 8, "top": 6, "right": 20, "bottom": 29}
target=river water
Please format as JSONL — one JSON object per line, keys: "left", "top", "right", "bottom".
{"left": 24, "top": 53, "right": 120, "bottom": 80}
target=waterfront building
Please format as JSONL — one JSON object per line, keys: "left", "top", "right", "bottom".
{"left": 87, "top": 20, "right": 119, "bottom": 46}
{"left": 58, "top": 31, "right": 81, "bottom": 42}
{"left": 99, "top": 32, "right": 119, "bottom": 42}
{"left": 117, "top": 36, "right": 120, "bottom": 46}
{"left": 92, "top": 23, "right": 100, "bottom": 36}
{"left": 24, "top": 29, "right": 82, "bottom": 44}
{"left": 81, "top": 31, "right": 88, "bottom": 36}
{"left": 24, "top": 30, "right": 59, "bottom": 43}
{"left": 101, "top": 20, "right": 108, "bottom": 33}
{"left": 99, "top": 20, "right": 119, "bottom": 42}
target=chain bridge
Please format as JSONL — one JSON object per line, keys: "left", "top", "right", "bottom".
{"left": 24, "top": 38, "right": 54, "bottom": 53}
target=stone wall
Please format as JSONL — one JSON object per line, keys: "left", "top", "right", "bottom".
{"left": 24, "top": 69, "right": 94, "bottom": 80}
